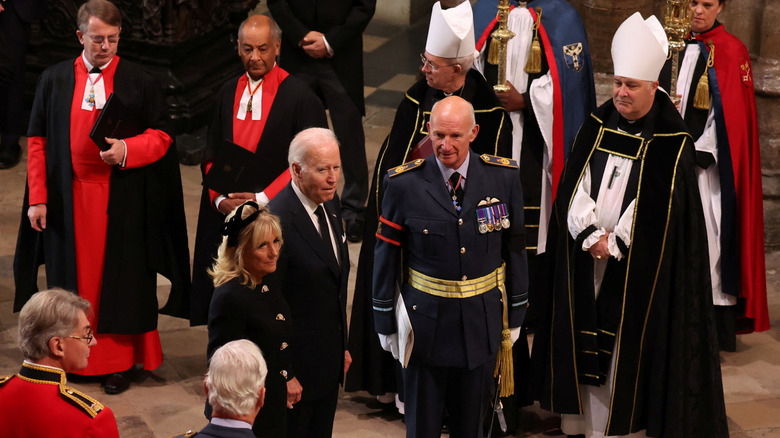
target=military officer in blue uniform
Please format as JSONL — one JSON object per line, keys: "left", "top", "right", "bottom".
{"left": 373, "top": 96, "right": 529, "bottom": 438}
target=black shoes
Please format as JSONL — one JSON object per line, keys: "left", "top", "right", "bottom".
{"left": 0, "top": 135, "right": 21, "bottom": 169}
{"left": 103, "top": 370, "right": 132, "bottom": 395}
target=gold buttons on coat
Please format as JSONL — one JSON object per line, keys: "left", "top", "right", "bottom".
{"left": 423, "top": 229, "right": 429, "bottom": 235}
{"left": 460, "top": 247, "right": 466, "bottom": 254}
{"left": 261, "top": 285, "right": 269, "bottom": 293}
{"left": 412, "top": 305, "right": 417, "bottom": 311}
{"left": 462, "top": 275, "right": 468, "bottom": 281}
{"left": 276, "top": 314, "right": 285, "bottom": 321}
{"left": 280, "top": 342, "right": 288, "bottom": 351}
{"left": 280, "top": 370, "right": 288, "bottom": 379}
{"left": 458, "top": 218, "right": 463, "bottom": 225}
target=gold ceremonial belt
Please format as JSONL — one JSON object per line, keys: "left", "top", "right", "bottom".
{"left": 408, "top": 264, "right": 506, "bottom": 298}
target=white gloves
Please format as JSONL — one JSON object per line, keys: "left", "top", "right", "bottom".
{"left": 378, "top": 333, "right": 400, "bottom": 360}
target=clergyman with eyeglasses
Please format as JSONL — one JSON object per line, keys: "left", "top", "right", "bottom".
{"left": 345, "top": 0, "right": 513, "bottom": 410}
{"left": 0, "top": 289, "right": 120, "bottom": 437}
{"left": 13, "top": 0, "right": 191, "bottom": 396}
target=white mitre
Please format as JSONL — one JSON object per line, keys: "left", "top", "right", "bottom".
{"left": 425, "top": 1, "right": 477, "bottom": 59}
{"left": 611, "top": 12, "right": 669, "bottom": 81}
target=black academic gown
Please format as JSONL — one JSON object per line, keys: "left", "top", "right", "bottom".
{"left": 346, "top": 68, "right": 512, "bottom": 394}
{"left": 190, "top": 73, "right": 327, "bottom": 325}
{"left": 531, "top": 93, "right": 728, "bottom": 437}
{"left": 13, "top": 58, "right": 191, "bottom": 333}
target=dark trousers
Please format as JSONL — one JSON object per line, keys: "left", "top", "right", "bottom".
{"left": 288, "top": 390, "right": 339, "bottom": 438}
{"left": 403, "top": 359, "right": 493, "bottom": 438}
{"left": 295, "top": 59, "right": 367, "bottom": 219}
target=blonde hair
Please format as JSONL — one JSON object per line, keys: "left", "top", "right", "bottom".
{"left": 209, "top": 202, "right": 283, "bottom": 288}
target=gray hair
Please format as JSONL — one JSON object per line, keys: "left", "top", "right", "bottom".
{"left": 18, "top": 289, "right": 91, "bottom": 361}
{"left": 206, "top": 340, "right": 268, "bottom": 417}
{"left": 453, "top": 53, "right": 475, "bottom": 72}
{"left": 238, "top": 14, "right": 282, "bottom": 43}
{"left": 287, "top": 127, "right": 340, "bottom": 171}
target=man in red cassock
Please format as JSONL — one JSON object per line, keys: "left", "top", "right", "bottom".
{"left": 659, "top": 0, "right": 769, "bottom": 351}
{"left": 13, "top": 0, "right": 191, "bottom": 394}
{"left": 189, "top": 14, "right": 328, "bottom": 326}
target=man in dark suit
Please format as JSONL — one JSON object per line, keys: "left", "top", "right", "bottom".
{"left": 267, "top": 0, "right": 376, "bottom": 242}
{"left": 373, "top": 96, "right": 529, "bottom": 438}
{"left": 267, "top": 127, "right": 351, "bottom": 437}
{"left": 0, "top": 0, "right": 47, "bottom": 168}
{"left": 174, "top": 340, "right": 268, "bottom": 438}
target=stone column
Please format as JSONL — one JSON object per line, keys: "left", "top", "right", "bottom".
{"left": 753, "top": 0, "right": 780, "bottom": 249}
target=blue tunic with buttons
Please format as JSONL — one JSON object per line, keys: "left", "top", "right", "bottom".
{"left": 373, "top": 151, "right": 529, "bottom": 370}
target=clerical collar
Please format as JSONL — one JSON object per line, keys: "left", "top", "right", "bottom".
{"left": 617, "top": 116, "right": 645, "bottom": 136}
{"left": 440, "top": 84, "right": 464, "bottom": 98}
{"left": 82, "top": 52, "right": 113, "bottom": 72}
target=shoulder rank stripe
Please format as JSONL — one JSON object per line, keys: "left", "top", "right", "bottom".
{"left": 388, "top": 158, "right": 424, "bottom": 177}
{"left": 480, "top": 154, "right": 518, "bottom": 168}
{"left": 60, "top": 385, "right": 105, "bottom": 418}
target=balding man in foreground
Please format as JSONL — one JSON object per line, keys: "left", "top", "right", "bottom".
{"left": 373, "top": 96, "right": 528, "bottom": 438}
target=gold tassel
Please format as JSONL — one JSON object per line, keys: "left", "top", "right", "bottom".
{"left": 525, "top": 8, "right": 542, "bottom": 74}
{"left": 693, "top": 73, "right": 710, "bottom": 110}
{"left": 493, "top": 328, "right": 515, "bottom": 397}
{"left": 487, "top": 36, "right": 500, "bottom": 65}
{"left": 693, "top": 41, "right": 715, "bottom": 110}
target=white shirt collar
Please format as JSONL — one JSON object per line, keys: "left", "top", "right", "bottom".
{"left": 291, "top": 177, "right": 321, "bottom": 217}
{"left": 81, "top": 51, "right": 113, "bottom": 72}
{"left": 211, "top": 417, "right": 252, "bottom": 429}
{"left": 435, "top": 151, "right": 470, "bottom": 186}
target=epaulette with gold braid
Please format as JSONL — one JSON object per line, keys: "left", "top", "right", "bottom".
{"left": 480, "top": 154, "right": 518, "bottom": 168}
{"left": 59, "top": 384, "right": 105, "bottom": 418}
{"left": 388, "top": 158, "right": 425, "bottom": 177}
{"left": 0, "top": 375, "right": 13, "bottom": 388}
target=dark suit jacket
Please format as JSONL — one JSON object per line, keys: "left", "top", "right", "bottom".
{"left": 181, "top": 423, "right": 256, "bottom": 438}
{"left": 266, "top": 184, "right": 349, "bottom": 401}
{"left": 267, "top": 0, "right": 376, "bottom": 115}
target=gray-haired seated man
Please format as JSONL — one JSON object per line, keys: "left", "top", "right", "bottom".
{"left": 174, "top": 339, "right": 268, "bottom": 438}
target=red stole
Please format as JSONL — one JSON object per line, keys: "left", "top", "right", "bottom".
{"left": 232, "top": 65, "right": 289, "bottom": 152}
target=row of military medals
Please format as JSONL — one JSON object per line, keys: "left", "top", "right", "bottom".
{"left": 476, "top": 197, "right": 510, "bottom": 234}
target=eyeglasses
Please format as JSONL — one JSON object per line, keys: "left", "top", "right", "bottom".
{"left": 68, "top": 329, "right": 94, "bottom": 345}
{"left": 420, "top": 53, "right": 459, "bottom": 71}
{"left": 84, "top": 34, "right": 120, "bottom": 45}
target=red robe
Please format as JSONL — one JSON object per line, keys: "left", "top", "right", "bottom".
{"left": 27, "top": 55, "right": 171, "bottom": 374}
{"left": 696, "top": 26, "right": 769, "bottom": 332}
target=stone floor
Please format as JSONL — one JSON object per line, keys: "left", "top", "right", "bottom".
{"left": 1, "top": 8, "right": 780, "bottom": 438}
